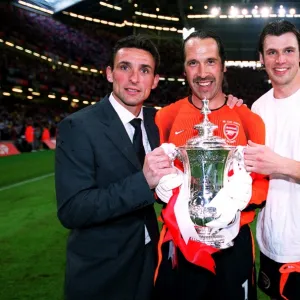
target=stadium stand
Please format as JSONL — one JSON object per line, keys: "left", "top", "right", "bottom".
{"left": 0, "top": 3, "right": 270, "bottom": 148}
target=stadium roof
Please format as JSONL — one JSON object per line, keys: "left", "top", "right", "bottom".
{"left": 14, "top": 0, "right": 300, "bottom": 60}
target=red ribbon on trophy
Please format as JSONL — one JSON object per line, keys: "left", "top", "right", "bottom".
{"left": 162, "top": 186, "right": 219, "bottom": 274}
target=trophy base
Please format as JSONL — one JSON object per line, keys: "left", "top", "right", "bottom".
{"left": 194, "top": 226, "right": 225, "bottom": 248}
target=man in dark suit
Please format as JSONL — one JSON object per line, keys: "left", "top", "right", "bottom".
{"left": 55, "top": 35, "right": 177, "bottom": 300}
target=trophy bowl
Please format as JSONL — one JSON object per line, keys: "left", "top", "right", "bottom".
{"left": 175, "top": 98, "right": 236, "bottom": 229}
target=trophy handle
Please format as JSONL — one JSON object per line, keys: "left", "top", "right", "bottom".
{"left": 160, "top": 145, "right": 191, "bottom": 193}
{"left": 172, "top": 148, "right": 192, "bottom": 202}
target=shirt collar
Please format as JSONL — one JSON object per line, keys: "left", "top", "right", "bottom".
{"left": 109, "top": 93, "right": 144, "bottom": 125}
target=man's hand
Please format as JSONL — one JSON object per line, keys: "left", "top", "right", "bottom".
{"left": 227, "top": 94, "right": 244, "bottom": 109}
{"left": 143, "top": 146, "right": 177, "bottom": 189}
{"left": 244, "top": 140, "right": 282, "bottom": 175}
{"left": 155, "top": 169, "right": 183, "bottom": 203}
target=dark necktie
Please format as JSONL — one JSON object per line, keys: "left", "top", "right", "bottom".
{"left": 130, "top": 118, "right": 159, "bottom": 253}
{"left": 130, "top": 118, "right": 146, "bottom": 165}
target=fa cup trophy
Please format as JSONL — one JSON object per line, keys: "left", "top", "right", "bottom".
{"left": 174, "top": 98, "right": 244, "bottom": 249}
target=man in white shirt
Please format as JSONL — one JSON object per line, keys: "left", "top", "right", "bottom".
{"left": 245, "top": 20, "right": 300, "bottom": 300}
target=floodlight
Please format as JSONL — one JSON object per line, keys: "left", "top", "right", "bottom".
{"left": 261, "top": 7, "right": 270, "bottom": 17}
{"left": 278, "top": 7, "right": 286, "bottom": 16}
{"left": 229, "top": 7, "right": 239, "bottom": 17}
{"left": 242, "top": 9, "right": 248, "bottom": 15}
{"left": 211, "top": 7, "right": 220, "bottom": 16}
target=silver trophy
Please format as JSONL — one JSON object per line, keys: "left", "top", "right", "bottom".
{"left": 174, "top": 98, "right": 243, "bottom": 248}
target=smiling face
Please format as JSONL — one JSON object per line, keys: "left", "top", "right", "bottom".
{"left": 261, "top": 32, "right": 300, "bottom": 91}
{"left": 184, "top": 37, "right": 226, "bottom": 107}
{"left": 106, "top": 47, "right": 159, "bottom": 115}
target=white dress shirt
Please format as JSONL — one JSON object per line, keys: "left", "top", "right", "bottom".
{"left": 109, "top": 93, "right": 151, "bottom": 244}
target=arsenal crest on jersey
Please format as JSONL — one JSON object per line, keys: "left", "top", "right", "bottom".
{"left": 223, "top": 123, "right": 239, "bottom": 141}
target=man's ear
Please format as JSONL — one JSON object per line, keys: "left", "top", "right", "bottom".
{"left": 223, "top": 65, "right": 227, "bottom": 73}
{"left": 106, "top": 66, "right": 113, "bottom": 83}
{"left": 259, "top": 52, "right": 264, "bottom": 66}
{"left": 152, "top": 74, "right": 160, "bottom": 89}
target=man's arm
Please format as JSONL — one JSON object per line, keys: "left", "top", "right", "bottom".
{"left": 55, "top": 117, "right": 173, "bottom": 229}
{"left": 245, "top": 140, "right": 300, "bottom": 181}
{"left": 281, "top": 157, "right": 300, "bottom": 181}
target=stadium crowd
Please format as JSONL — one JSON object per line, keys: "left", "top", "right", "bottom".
{"left": 0, "top": 3, "right": 111, "bottom": 68}
{"left": 0, "top": 4, "right": 270, "bottom": 144}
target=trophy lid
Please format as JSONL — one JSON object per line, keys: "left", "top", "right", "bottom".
{"left": 185, "top": 98, "right": 233, "bottom": 150}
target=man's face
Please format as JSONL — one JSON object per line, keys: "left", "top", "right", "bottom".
{"left": 106, "top": 48, "right": 159, "bottom": 113}
{"left": 260, "top": 32, "right": 300, "bottom": 88}
{"left": 184, "top": 37, "right": 226, "bottom": 103}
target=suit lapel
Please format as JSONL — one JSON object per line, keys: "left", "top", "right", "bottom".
{"left": 94, "top": 96, "right": 141, "bottom": 169}
{"left": 143, "top": 107, "right": 159, "bottom": 150}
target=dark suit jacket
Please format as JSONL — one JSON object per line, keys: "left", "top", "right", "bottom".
{"left": 55, "top": 96, "right": 160, "bottom": 300}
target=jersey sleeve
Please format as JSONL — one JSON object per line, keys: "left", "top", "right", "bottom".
{"left": 235, "top": 105, "right": 265, "bottom": 145}
{"left": 155, "top": 109, "right": 168, "bottom": 144}
{"left": 155, "top": 102, "right": 180, "bottom": 144}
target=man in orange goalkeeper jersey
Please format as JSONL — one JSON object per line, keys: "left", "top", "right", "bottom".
{"left": 153, "top": 30, "right": 269, "bottom": 300}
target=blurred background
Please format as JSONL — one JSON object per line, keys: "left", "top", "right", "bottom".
{"left": 1, "top": 0, "right": 299, "bottom": 299}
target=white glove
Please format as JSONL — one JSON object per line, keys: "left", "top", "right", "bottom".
{"left": 205, "top": 159, "right": 252, "bottom": 228}
{"left": 160, "top": 143, "right": 177, "bottom": 160}
{"left": 155, "top": 170, "right": 183, "bottom": 203}
{"left": 155, "top": 143, "right": 182, "bottom": 203}
{"left": 225, "top": 161, "right": 252, "bottom": 211}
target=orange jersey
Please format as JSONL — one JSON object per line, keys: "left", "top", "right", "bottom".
{"left": 41, "top": 128, "right": 50, "bottom": 141}
{"left": 25, "top": 125, "right": 34, "bottom": 143}
{"left": 155, "top": 96, "right": 269, "bottom": 226}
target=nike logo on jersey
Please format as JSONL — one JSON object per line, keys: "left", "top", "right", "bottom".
{"left": 175, "top": 130, "right": 185, "bottom": 135}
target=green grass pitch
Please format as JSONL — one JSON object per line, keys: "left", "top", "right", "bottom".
{"left": 0, "top": 151, "right": 267, "bottom": 299}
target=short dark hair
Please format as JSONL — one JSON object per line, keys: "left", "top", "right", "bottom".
{"left": 258, "top": 20, "right": 300, "bottom": 54}
{"left": 183, "top": 30, "right": 226, "bottom": 67}
{"left": 108, "top": 35, "right": 160, "bottom": 74}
